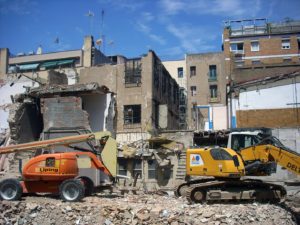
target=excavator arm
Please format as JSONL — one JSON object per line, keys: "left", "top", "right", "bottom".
{"left": 240, "top": 142, "right": 300, "bottom": 176}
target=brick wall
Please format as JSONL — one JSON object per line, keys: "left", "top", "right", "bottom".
{"left": 236, "top": 108, "right": 300, "bottom": 128}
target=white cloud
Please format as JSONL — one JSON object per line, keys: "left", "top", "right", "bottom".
{"left": 136, "top": 22, "right": 166, "bottom": 45}
{"left": 159, "top": 0, "right": 261, "bottom": 17}
{"left": 0, "top": 0, "right": 38, "bottom": 15}
{"left": 166, "top": 23, "right": 216, "bottom": 53}
{"left": 97, "top": 0, "right": 144, "bottom": 12}
{"left": 141, "top": 12, "right": 155, "bottom": 22}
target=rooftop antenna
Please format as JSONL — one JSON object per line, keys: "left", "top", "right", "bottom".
{"left": 85, "top": 10, "right": 94, "bottom": 35}
{"left": 96, "top": 9, "right": 105, "bottom": 53}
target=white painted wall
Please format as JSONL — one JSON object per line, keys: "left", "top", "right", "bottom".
{"left": 237, "top": 83, "right": 300, "bottom": 110}
{"left": 0, "top": 79, "right": 39, "bottom": 132}
{"left": 212, "top": 106, "right": 227, "bottom": 130}
{"left": 82, "top": 94, "right": 110, "bottom": 132}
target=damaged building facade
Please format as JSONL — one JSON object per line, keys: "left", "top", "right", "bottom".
{"left": 80, "top": 50, "right": 180, "bottom": 144}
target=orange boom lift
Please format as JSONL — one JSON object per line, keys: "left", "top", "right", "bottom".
{"left": 0, "top": 132, "right": 117, "bottom": 202}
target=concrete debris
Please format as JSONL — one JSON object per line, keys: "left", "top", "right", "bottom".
{"left": 0, "top": 192, "right": 298, "bottom": 225}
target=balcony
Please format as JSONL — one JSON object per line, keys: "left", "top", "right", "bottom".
{"left": 207, "top": 72, "right": 217, "bottom": 82}
{"left": 207, "top": 92, "right": 221, "bottom": 103}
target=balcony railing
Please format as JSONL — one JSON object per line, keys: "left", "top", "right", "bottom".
{"left": 207, "top": 92, "right": 221, "bottom": 103}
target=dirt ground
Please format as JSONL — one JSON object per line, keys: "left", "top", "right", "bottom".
{"left": 1, "top": 191, "right": 299, "bottom": 225}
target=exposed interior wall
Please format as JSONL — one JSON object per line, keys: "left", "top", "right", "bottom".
{"left": 0, "top": 79, "right": 38, "bottom": 133}
{"left": 82, "top": 93, "right": 111, "bottom": 133}
{"left": 41, "top": 97, "right": 91, "bottom": 132}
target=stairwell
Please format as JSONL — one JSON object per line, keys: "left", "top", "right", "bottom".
{"left": 176, "top": 150, "right": 187, "bottom": 180}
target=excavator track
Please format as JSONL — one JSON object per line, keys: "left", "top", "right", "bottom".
{"left": 184, "top": 179, "right": 287, "bottom": 203}
{"left": 175, "top": 178, "right": 215, "bottom": 197}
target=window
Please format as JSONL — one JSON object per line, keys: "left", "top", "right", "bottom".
{"left": 231, "top": 134, "right": 259, "bottom": 152}
{"left": 208, "top": 65, "right": 217, "bottom": 80}
{"left": 124, "top": 105, "right": 141, "bottom": 124}
{"left": 190, "top": 66, "right": 196, "bottom": 76}
{"left": 118, "top": 158, "right": 127, "bottom": 176}
{"left": 210, "top": 148, "right": 233, "bottom": 160}
{"left": 252, "top": 60, "right": 261, "bottom": 65}
{"left": 282, "top": 39, "right": 290, "bottom": 49}
{"left": 177, "top": 67, "right": 183, "bottom": 78}
{"left": 46, "top": 157, "right": 55, "bottom": 167}
{"left": 148, "top": 160, "right": 157, "bottom": 179}
{"left": 190, "top": 86, "right": 197, "bottom": 96}
{"left": 230, "top": 42, "right": 244, "bottom": 52}
{"left": 209, "top": 85, "right": 218, "bottom": 98}
{"left": 298, "top": 38, "right": 300, "bottom": 50}
{"left": 235, "top": 60, "right": 245, "bottom": 67}
{"left": 125, "top": 59, "right": 142, "bottom": 86}
{"left": 251, "top": 41, "right": 259, "bottom": 51}
{"left": 133, "top": 159, "right": 142, "bottom": 178}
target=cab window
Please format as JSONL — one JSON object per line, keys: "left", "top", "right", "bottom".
{"left": 231, "top": 134, "right": 259, "bottom": 151}
{"left": 210, "top": 148, "right": 233, "bottom": 160}
{"left": 46, "top": 157, "right": 55, "bottom": 167}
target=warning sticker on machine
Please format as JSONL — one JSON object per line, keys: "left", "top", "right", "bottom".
{"left": 190, "top": 154, "right": 204, "bottom": 166}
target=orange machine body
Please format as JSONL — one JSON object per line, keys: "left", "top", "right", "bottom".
{"left": 20, "top": 151, "right": 112, "bottom": 194}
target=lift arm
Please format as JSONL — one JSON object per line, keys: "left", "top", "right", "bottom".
{"left": 0, "top": 131, "right": 112, "bottom": 154}
{"left": 240, "top": 144, "right": 300, "bottom": 175}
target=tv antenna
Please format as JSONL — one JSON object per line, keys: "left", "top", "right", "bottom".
{"left": 85, "top": 10, "right": 94, "bottom": 35}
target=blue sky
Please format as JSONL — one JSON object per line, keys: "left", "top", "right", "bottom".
{"left": 0, "top": 0, "right": 300, "bottom": 60}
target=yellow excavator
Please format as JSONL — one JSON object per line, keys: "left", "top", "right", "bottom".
{"left": 176, "top": 136, "right": 300, "bottom": 203}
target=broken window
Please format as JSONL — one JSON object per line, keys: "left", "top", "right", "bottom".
{"left": 230, "top": 42, "right": 244, "bottom": 53}
{"left": 190, "top": 66, "right": 196, "bottom": 77}
{"left": 118, "top": 158, "right": 127, "bottom": 176}
{"left": 133, "top": 159, "right": 142, "bottom": 179}
{"left": 251, "top": 41, "right": 259, "bottom": 51}
{"left": 177, "top": 67, "right": 183, "bottom": 78}
{"left": 148, "top": 160, "right": 157, "bottom": 179}
{"left": 190, "top": 86, "right": 197, "bottom": 96}
{"left": 210, "top": 85, "right": 218, "bottom": 98}
{"left": 124, "top": 105, "right": 141, "bottom": 124}
{"left": 283, "top": 57, "right": 292, "bottom": 63}
{"left": 281, "top": 39, "right": 290, "bottom": 49}
{"left": 208, "top": 65, "right": 217, "bottom": 80}
{"left": 125, "top": 59, "right": 142, "bottom": 87}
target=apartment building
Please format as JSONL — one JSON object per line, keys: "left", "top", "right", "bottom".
{"left": 186, "top": 52, "right": 227, "bottom": 131}
{"left": 223, "top": 18, "right": 300, "bottom": 83}
{"left": 79, "top": 50, "right": 180, "bottom": 143}
{"left": 223, "top": 18, "right": 300, "bottom": 128}
{"left": 162, "top": 59, "right": 187, "bottom": 129}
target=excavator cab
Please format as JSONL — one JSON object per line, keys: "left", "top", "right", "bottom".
{"left": 186, "top": 147, "right": 245, "bottom": 178}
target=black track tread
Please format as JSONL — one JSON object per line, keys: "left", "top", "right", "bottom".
{"left": 185, "top": 179, "right": 287, "bottom": 204}
{"left": 0, "top": 178, "right": 23, "bottom": 201}
{"left": 59, "top": 179, "right": 85, "bottom": 202}
{"left": 175, "top": 178, "right": 215, "bottom": 197}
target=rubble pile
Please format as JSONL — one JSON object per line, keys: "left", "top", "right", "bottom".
{"left": 0, "top": 193, "right": 298, "bottom": 225}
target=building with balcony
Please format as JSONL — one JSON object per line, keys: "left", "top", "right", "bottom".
{"left": 223, "top": 19, "right": 300, "bottom": 82}
{"left": 223, "top": 18, "right": 300, "bottom": 128}
{"left": 185, "top": 52, "right": 227, "bottom": 131}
